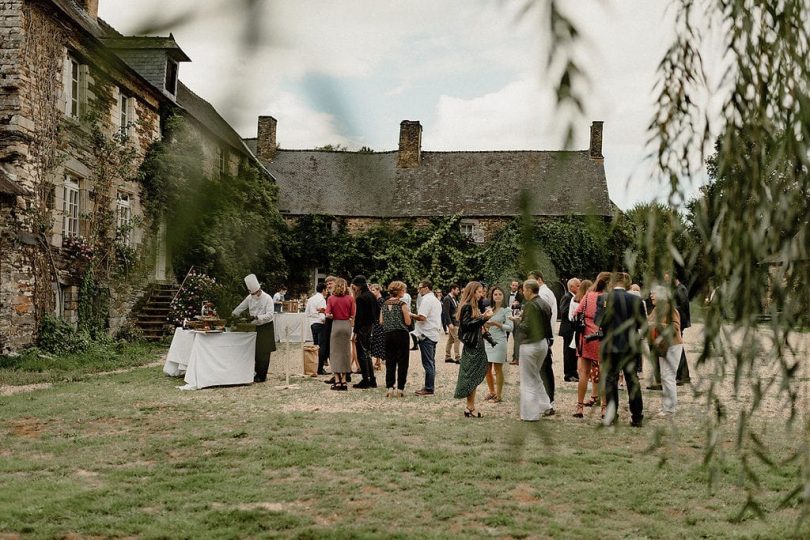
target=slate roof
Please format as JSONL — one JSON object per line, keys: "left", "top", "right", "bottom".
{"left": 101, "top": 36, "right": 191, "bottom": 61}
{"left": 245, "top": 147, "right": 612, "bottom": 217}
{"left": 176, "top": 82, "right": 263, "bottom": 162}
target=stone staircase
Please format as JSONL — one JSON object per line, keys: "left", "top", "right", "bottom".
{"left": 134, "top": 284, "right": 178, "bottom": 340}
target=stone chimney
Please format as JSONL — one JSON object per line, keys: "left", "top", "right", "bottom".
{"left": 256, "top": 115, "right": 277, "bottom": 161}
{"left": 81, "top": 0, "right": 99, "bottom": 19}
{"left": 589, "top": 121, "right": 604, "bottom": 160}
{"left": 397, "top": 120, "right": 422, "bottom": 168}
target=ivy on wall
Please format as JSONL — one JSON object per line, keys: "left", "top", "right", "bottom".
{"left": 138, "top": 115, "right": 286, "bottom": 307}
{"left": 281, "top": 213, "right": 639, "bottom": 294}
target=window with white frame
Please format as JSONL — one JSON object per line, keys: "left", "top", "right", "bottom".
{"left": 219, "top": 148, "right": 228, "bottom": 176}
{"left": 460, "top": 219, "right": 485, "bottom": 244}
{"left": 116, "top": 192, "right": 133, "bottom": 246}
{"left": 68, "top": 57, "right": 80, "bottom": 117}
{"left": 118, "top": 90, "right": 129, "bottom": 136}
{"left": 63, "top": 176, "right": 80, "bottom": 237}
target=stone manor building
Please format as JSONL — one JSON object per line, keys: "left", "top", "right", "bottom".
{"left": 245, "top": 118, "right": 613, "bottom": 243}
{"left": 0, "top": 0, "right": 267, "bottom": 352}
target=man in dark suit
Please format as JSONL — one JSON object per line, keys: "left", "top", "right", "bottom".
{"left": 559, "top": 278, "right": 581, "bottom": 382}
{"left": 598, "top": 272, "right": 646, "bottom": 427}
{"left": 351, "top": 275, "right": 379, "bottom": 389}
{"left": 442, "top": 284, "right": 461, "bottom": 363}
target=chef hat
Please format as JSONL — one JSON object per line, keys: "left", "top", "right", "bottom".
{"left": 244, "top": 274, "right": 261, "bottom": 294}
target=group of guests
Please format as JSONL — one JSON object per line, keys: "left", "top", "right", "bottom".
{"left": 293, "top": 269, "right": 692, "bottom": 427}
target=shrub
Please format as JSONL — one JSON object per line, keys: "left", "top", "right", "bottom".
{"left": 37, "top": 315, "right": 92, "bottom": 355}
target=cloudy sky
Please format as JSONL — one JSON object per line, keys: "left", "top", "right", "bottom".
{"left": 99, "top": 0, "right": 720, "bottom": 210}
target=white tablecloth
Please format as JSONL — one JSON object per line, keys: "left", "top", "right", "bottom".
{"left": 163, "top": 328, "right": 196, "bottom": 376}
{"left": 274, "top": 313, "right": 312, "bottom": 343}
{"left": 182, "top": 331, "right": 256, "bottom": 389}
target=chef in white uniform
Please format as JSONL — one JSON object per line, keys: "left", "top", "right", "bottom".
{"left": 232, "top": 274, "right": 276, "bottom": 382}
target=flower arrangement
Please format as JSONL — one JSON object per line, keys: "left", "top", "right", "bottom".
{"left": 63, "top": 235, "right": 94, "bottom": 262}
{"left": 168, "top": 271, "right": 217, "bottom": 326}
{"left": 62, "top": 235, "right": 95, "bottom": 277}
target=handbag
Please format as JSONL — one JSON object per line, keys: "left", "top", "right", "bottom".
{"left": 574, "top": 296, "right": 587, "bottom": 333}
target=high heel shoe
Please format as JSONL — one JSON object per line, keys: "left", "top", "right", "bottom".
{"left": 584, "top": 396, "right": 598, "bottom": 407}
{"left": 464, "top": 407, "right": 482, "bottom": 418}
{"left": 573, "top": 402, "right": 584, "bottom": 418}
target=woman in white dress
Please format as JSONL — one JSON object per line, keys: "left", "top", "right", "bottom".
{"left": 483, "top": 286, "right": 513, "bottom": 402}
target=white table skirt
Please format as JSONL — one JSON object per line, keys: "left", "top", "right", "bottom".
{"left": 274, "top": 313, "right": 313, "bottom": 343}
{"left": 163, "top": 327, "right": 196, "bottom": 377}
{"left": 181, "top": 331, "right": 257, "bottom": 390}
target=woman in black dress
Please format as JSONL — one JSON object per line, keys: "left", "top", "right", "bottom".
{"left": 369, "top": 283, "right": 387, "bottom": 370}
{"left": 453, "top": 281, "right": 493, "bottom": 417}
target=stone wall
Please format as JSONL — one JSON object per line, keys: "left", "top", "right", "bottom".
{"left": 0, "top": 0, "right": 163, "bottom": 352}
{"left": 339, "top": 216, "right": 508, "bottom": 243}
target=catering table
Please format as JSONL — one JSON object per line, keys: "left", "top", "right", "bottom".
{"left": 273, "top": 313, "right": 312, "bottom": 343}
{"left": 163, "top": 328, "right": 256, "bottom": 390}
{"left": 163, "top": 327, "right": 196, "bottom": 376}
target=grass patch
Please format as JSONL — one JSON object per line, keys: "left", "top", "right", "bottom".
{"left": 0, "top": 340, "right": 165, "bottom": 386}
{"left": 0, "top": 332, "right": 806, "bottom": 538}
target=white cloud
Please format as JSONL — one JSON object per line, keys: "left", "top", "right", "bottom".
{"left": 426, "top": 77, "right": 560, "bottom": 151}
{"left": 97, "top": 0, "right": 724, "bottom": 209}
{"left": 250, "top": 90, "right": 353, "bottom": 150}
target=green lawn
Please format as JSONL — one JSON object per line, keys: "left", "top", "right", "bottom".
{"left": 0, "top": 340, "right": 806, "bottom": 538}
{"left": 0, "top": 340, "right": 165, "bottom": 387}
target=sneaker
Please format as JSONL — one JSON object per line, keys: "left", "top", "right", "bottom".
{"left": 542, "top": 408, "right": 556, "bottom": 417}
{"left": 415, "top": 389, "right": 434, "bottom": 396}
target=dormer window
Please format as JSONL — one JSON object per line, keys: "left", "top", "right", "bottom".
{"left": 165, "top": 59, "right": 178, "bottom": 96}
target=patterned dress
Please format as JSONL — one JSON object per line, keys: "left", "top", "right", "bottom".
{"left": 454, "top": 304, "right": 490, "bottom": 399}
{"left": 371, "top": 296, "right": 387, "bottom": 360}
{"left": 574, "top": 291, "right": 602, "bottom": 383}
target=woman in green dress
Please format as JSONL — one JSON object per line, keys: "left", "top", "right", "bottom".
{"left": 453, "top": 281, "right": 494, "bottom": 417}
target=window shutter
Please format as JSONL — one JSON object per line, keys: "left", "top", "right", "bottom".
{"left": 127, "top": 97, "right": 137, "bottom": 138}
{"left": 62, "top": 53, "right": 72, "bottom": 116}
{"left": 111, "top": 86, "right": 120, "bottom": 132}
{"left": 79, "top": 64, "right": 90, "bottom": 116}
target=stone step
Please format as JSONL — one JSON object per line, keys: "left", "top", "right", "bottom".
{"left": 138, "top": 319, "right": 169, "bottom": 328}
{"left": 141, "top": 305, "right": 171, "bottom": 313}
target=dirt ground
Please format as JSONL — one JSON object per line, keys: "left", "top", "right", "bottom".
{"left": 265, "top": 322, "right": 809, "bottom": 422}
